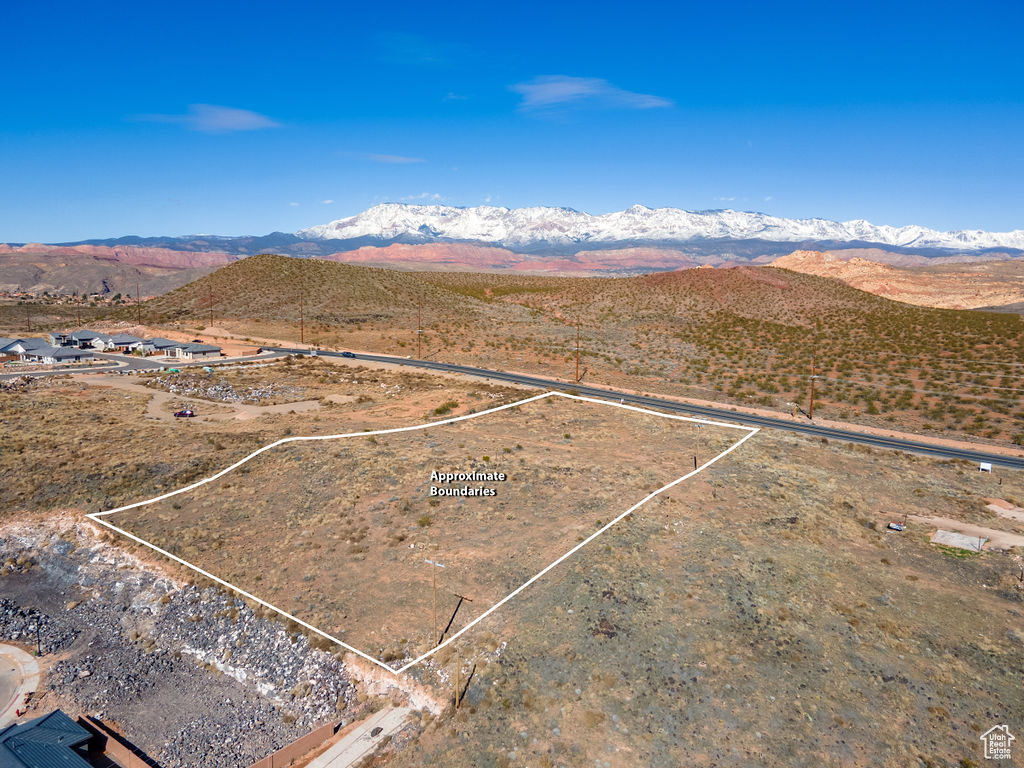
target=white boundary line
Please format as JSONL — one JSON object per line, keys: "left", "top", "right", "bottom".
{"left": 87, "top": 391, "right": 758, "bottom": 675}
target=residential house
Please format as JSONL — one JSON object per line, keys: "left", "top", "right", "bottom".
{"left": 0, "top": 709, "right": 99, "bottom": 767}
{"left": 48, "top": 331, "right": 72, "bottom": 346}
{"left": 50, "top": 347, "right": 96, "bottom": 363}
{"left": 0, "top": 338, "right": 56, "bottom": 362}
{"left": 107, "top": 333, "right": 144, "bottom": 352}
{"left": 0, "top": 338, "right": 20, "bottom": 360}
{"left": 173, "top": 342, "right": 222, "bottom": 360}
{"left": 139, "top": 337, "right": 183, "bottom": 356}
{"left": 70, "top": 330, "right": 112, "bottom": 350}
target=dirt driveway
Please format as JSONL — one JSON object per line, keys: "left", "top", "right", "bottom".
{"left": 79, "top": 374, "right": 322, "bottom": 422}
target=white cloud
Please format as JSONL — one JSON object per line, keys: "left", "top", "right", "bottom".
{"left": 764, "top": 196, "right": 774, "bottom": 202}
{"left": 365, "top": 153, "right": 425, "bottom": 164}
{"left": 510, "top": 75, "right": 672, "bottom": 111}
{"left": 714, "top": 196, "right": 737, "bottom": 202}
{"left": 289, "top": 202, "right": 300, "bottom": 207}
{"left": 401, "top": 192, "right": 442, "bottom": 201}
{"left": 135, "top": 104, "right": 280, "bottom": 133}
{"left": 321, "top": 199, "right": 334, "bottom": 204}
{"left": 444, "top": 91, "right": 469, "bottom": 101}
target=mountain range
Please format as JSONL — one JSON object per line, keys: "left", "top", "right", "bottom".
{"left": 298, "top": 203, "right": 1024, "bottom": 252}
{"left": 3, "top": 204, "right": 1022, "bottom": 294}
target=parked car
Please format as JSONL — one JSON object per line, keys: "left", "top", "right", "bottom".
{"left": 174, "top": 408, "right": 195, "bottom": 418}
{"left": 341, "top": 351, "right": 356, "bottom": 358}
{"left": 887, "top": 521, "right": 904, "bottom": 532}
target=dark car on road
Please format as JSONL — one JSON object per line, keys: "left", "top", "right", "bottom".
{"left": 341, "top": 351, "right": 356, "bottom": 358}
{"left": 174, "top": 408, "right": 195, "bottom": 418}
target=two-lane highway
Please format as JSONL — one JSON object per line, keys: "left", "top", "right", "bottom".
{"left": 267, "top": 347, "right": 1024, "bottom": 470}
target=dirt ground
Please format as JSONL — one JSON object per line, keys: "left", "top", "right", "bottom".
{"left": 380, "top": 430, "right": 1024, "bottom": 768}
{"left": 105, "top": 393, "right": 742, "bottom": 666}
{"left": 4, "top": 357, "right": 1023, "bottom": 767}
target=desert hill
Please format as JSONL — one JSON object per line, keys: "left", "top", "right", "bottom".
{"left": 0, "top": 243, "right": 234, "bottom": 295}
{"left": 135, "top": 253, "right": 491, "bottom": 328}
{"left": 771, "top": 250, "right": 1024, "bottom": 310}
{"left": 123, "top": 255, "right": 1023, "bottom": 444}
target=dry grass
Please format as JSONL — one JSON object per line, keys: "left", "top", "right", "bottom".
{"left": 105, "top": 394, "right": 740, "bottom": 665}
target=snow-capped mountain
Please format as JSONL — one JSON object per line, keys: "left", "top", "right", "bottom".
{"left": 298, "top": 203, "right": 1024, "bottom": 251}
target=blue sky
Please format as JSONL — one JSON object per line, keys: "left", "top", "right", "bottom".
{"left": 2, "top": 0, "right": 1022, "bottom": 241}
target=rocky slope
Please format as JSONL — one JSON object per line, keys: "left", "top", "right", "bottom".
{"left": 771, "top": 250, "right": 1024, "bottom": 309}
{"left": 0, "top": 518, "right": 357, "bottom": 768}
{"left": 0, "top": 244, "right": 234, "bottom": 295}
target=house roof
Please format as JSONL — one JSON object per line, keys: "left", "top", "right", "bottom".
{"left": 143, "top": 337, "right": 181, "bottom": 349}
{"left": 33, "top": 345, "right": 62, "bottom": 359}
{"left": 108, "top": 333, "right": 143, "bottom": 345}
{"left": 51, "top": 348, "right": 94, "bottom": 360}
{"left": 0, "top": 709, "right": 93, "bottom": 768}
{"left": 14, "top": 338, "right": 53, "bottom": 352}
{"left": 3, "top": 339, "right": 57, "bottom": 356}
{"left": 180, "top": 343, "right": 221, "bottom": 353}
{"left": 0, "top": 338, "right": 22, "bottom": 352}
{"left": 69, "top": 330, "right": 102, "bottom": 341}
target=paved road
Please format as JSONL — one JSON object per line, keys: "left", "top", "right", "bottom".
{"left": 6, "top": 342, "right": 1021, "bottom": 469}
{"left": 266, "top": 347, "right": 1024, "bottom": 470}
{"left": 307, "top": 707, "right": 412, "bottom": 768}
{"left": 0, "top": 644, "right": 40, "bottom": 728}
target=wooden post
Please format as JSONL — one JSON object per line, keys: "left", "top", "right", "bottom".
{"left": 136, "top": 279, "right": 142, "bottom": 327}
{"left": 455, "top": 645, "right": 461, "bottom": 708}
{"left": 26, "top": 305, "right": 31, "bottom": 333}
{"left": 425, "top": 558, "right": 445, "bottom": 647}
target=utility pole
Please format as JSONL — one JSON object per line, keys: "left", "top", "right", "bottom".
{"left": 299, "top": 294, "right": 304, "bottom": 345}
{"left": 808, "top": 352, "right": 818, "bottom": 420}
{"left": 425, "top": 559, "right": 446, "bottom": 646}
{"left": 136, "top": 279, "right": 142, "bottom": 327}
{"left": 26, "top": 305, "right": 31, "bottom": 334}
{"left": 208, "top": 285, "right": 214, "bottom": 328}
{"left": 575, "top": 322, "right": 580, "bottom": 383}
{"left": 76, "top": 303, "right": 81, "bottom": 328}
{"left": 417, "top": 306, "right": 423, "bottom": 359}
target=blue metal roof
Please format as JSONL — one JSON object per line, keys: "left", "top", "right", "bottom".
{"left": 0, "top": 710, "right": 93, "bottom": 768}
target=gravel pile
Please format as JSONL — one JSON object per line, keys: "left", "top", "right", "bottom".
{"left": 0, "top": 599, "right": 79, "bottom": 653}
{"left": 0, "top": 522, "right": 356, "bottom": 768}
{"left": 0, "top": 375, "right": 39, "bottom": 393}
{"left": 151, "top": 373, "right": 302, "bottom": 404}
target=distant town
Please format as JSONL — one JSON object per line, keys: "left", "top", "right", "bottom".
{"left": 0, "top": 330, "right": 223, "bottom": 366}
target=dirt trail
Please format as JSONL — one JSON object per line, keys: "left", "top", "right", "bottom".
{"left": 905, "top": 513, "right": 1024, "bottom": 550}
{"left": 986, "top": 498, "right": 1024, "bottom": 523}
{"left": 80, "top": 374, "right": 322, "bottom": 422}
